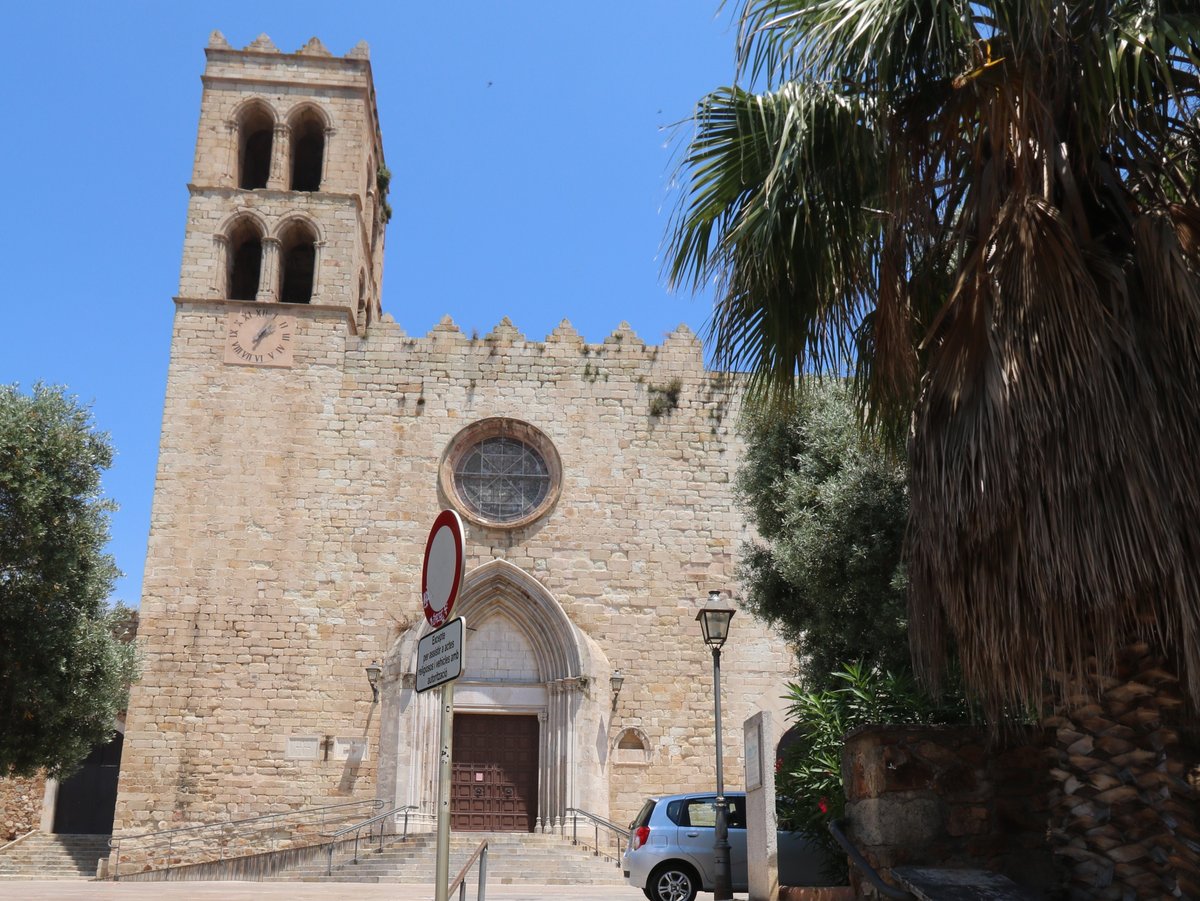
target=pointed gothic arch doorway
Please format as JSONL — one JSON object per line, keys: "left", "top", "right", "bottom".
{"left": 381, "top": 560, "right": 610, "bottom": 832}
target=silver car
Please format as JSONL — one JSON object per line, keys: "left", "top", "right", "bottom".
{"left": 622, "top": 792, "right": 831, "bottom": 901}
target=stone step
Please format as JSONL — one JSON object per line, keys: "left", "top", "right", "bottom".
{"left": 0, "top": 833, "right": 112, "bottom": 880}
{"left": 268, "top": 832, "right": 625, "bottom": 885}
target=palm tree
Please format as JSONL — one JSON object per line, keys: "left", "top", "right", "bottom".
{"left": 667, "top": 2, "right": 1200, "bottom": 896}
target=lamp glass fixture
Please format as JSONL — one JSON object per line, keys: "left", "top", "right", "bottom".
{"left": 696, "top": 595, "right": 734, "bottom": 649}
{"left": 365, "top": 661, "right": 382, "bottom": 700}
{"left": 610, "top": 670, "right": 625, "bottom": 695}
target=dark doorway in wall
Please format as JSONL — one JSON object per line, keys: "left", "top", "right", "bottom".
{"left": 53, "top": 732, "right": 123, "bottom": 835}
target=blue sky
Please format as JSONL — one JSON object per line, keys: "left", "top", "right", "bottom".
{"left": 0, "top": 2, "right": 739, "bottom": 606}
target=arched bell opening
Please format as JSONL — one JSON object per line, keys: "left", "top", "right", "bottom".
{"left": 289, "top": 106, "right": 326, "bottom": 192}
{"left": 278, "top": 220, "right": 318, "bottom": 303}
{"left": 226, "top": 217, "right": 264, "bottom": 300}
{"left": 237, "top": 102, "right": 274, "bottom": 190}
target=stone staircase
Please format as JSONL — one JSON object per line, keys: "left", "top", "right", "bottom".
{"left": 0, "top": 832, "right": 111, "bottom": 880}
{"left": 271, "top": 831, "right": 626, "bottom": 884}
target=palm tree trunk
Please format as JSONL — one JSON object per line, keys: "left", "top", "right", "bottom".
{"left": 1045, "top": 642, "right": 1200, "bottom": 899}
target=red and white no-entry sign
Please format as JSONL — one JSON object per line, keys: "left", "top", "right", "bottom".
{"left": 422, "top": 510, "right": 465, "bottom": 628}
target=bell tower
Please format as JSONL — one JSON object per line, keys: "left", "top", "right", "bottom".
{"left": 112, "top": 33, "right": 391, "bottom": 843}
{"left": 179, "top": 31, "right": 386, "bottom": 328}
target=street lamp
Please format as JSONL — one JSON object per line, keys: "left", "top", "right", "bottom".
{"left": 697, "top": 591, "right": 735, "bottom": 901}
{"left": 610, "top": 670, "right": 625, "bottom": 709}
{"left": 365, "top": 661, "right": 382, "bottom": 703}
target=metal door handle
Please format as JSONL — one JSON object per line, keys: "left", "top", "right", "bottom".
{"left": 686, "top": 831, "right": 700, "bottom": 837}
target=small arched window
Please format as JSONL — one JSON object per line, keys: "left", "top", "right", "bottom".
{"left": 356, "top": 272, "right": 367, "bottom": 329}
{"left": 614, "top": 729, "right": 650, "bottom": 765}
{"left": 279, "top": 220, "right": 318, "bottom": 304}
{"left": 290, "top": 108, "right": 325, "bottom": 192}
{"left": 617, "top": 730, "right": 646, "bottom": 751}
{"left": 227, "top": 219, "right": 264, "bottom": 300}
{"left": 238, "top": 103, "right": 274, "bottom": 190}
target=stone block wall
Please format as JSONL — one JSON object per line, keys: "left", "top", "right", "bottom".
{"left": 116, "top": 304, "right": 796, "bottom": 841}
{"left": 841, "top": 724, "right": 1058, "bottom": 896}
{"left": 0, "top": 774, "right": 45, "bottom": 841}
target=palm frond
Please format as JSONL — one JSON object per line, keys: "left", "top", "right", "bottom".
{"left": 665, "top": 82, "right": 882, "bottom": 406}
{"left": 673, "top": 0, "right": 1200, "bottom": 719}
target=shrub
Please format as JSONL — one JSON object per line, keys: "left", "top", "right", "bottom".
{"left": 776, "top": 662, "right": 972, "bottom": 878}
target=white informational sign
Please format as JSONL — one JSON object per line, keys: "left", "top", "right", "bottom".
{"left": 416, "top": 616, "right": 466, "bottom": 693}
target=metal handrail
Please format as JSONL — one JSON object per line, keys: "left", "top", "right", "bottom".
{"left": 562, "top": 807, "right": 626, "bottom": 865}
{"left": 827, "top": 818, "right": 913, "bottom": 900}
{"left": 325, "top": 804, "right": 419, "bottom": 875}
{"left": 447, "top": 838, "right": 489, "bottom": 901}
{"left": 110, "top": 798, "right": 383, "bottom": 879}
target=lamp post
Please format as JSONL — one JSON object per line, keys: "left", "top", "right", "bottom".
{"left": 697, "top": 591, "right": 734, "bottom": 901}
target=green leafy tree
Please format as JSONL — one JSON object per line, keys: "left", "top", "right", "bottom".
{"left": 737, "top": 379, "right": 910, "bottom": 690}
{"left": 668, "top": 2, "right": 1200, "bottom": 893}
{"left": 0, "top": 384, "right": 138, "bottom": 778}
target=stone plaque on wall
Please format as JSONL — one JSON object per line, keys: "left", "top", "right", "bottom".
{"left": 285, "top": 736, "right": 320, "bottom": 760}
{"left": 333, "top": 737, "right": 368, "bottom": 762}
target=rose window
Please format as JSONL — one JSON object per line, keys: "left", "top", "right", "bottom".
{"left": 440, "top": 419, "right": 561, "bottom": 528}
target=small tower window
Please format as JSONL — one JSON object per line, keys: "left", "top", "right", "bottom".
{"left": 290, "top": 109, "right": 325, "bottom": 192}
{"left": 227, "top": 219, "right": 264, "bottom": 300}
{"left": 356, "top": 273, "right": 367, "bottom": 329}
{"left": 238, "top": 104, "right": 274, "bottom": 190}
{"left": 279, "top": 221, "right": 317, "bottom": 304}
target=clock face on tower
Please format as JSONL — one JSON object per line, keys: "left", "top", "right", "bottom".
{"left": 223, "top": 308, "right": 295, "bottom": 368}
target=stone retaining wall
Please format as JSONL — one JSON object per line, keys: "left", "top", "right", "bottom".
{"left": 841, "top": 724, "right": 1058, "bottom": 896}
{"left": 0, "top": 773, "right": 45, "bottom": 841}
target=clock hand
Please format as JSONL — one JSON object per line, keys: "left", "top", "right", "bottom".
{"left": 251, "top": 320, "right": 277, "bottom": 349}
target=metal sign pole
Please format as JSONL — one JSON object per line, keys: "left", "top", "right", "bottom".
{"left": 434, "top": 679, "right": 455, "bottom": 901}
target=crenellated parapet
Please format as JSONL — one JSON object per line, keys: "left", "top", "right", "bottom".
{"left": 377, "top": 314, "right": 708, "bottom": 364}
{"left": 331, "top": 314, "right": 740, "bottom": 436}
{"left": 207, "top": 31, "right": 365, "bottom": 60}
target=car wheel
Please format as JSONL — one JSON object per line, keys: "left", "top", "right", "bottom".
{"left": 648, "top": 862, "right": 699, "bottom": 901}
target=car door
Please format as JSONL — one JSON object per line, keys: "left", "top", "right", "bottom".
{"left": 725, "top": 794, "right": 749, "bottom": 890}
{"left": 672, "top": 795, "right": 749, "bottom": 890}
{"left": 672, "top": 796, "right": 718, "bottom": 889}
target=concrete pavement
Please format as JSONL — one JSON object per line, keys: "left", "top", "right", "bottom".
{"left": 0, "top": 881, "right": 728, "bottom": 901}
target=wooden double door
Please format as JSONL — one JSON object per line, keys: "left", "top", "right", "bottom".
{"left": 451, "top": 713, "right": 539, "bottom": 832}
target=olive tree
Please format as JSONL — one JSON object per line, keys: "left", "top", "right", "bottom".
{"left": 0, "top": 384, "right": 138, "bottom": 778}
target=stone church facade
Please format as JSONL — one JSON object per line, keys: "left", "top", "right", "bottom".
{"left": 111, "top": 33, "right": 795, "bottom": 842}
